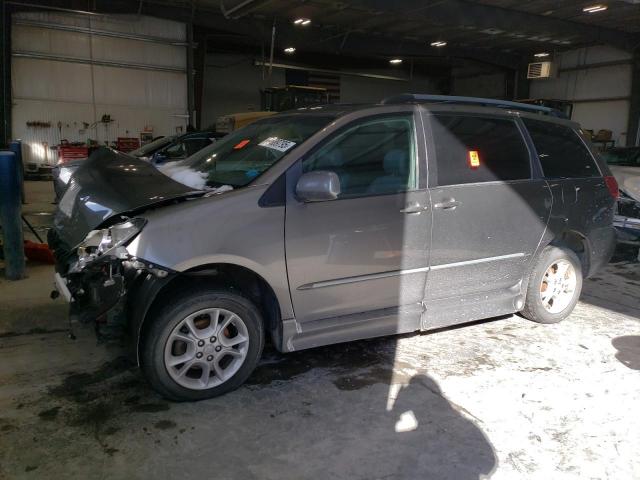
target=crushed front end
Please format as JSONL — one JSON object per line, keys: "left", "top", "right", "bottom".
{"left": 49, "top": 217, "right": 175, "bottom": 341}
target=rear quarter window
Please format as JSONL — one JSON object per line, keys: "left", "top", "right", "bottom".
{"left": 430, "top": 114, "right": 531, "bottom": 186}
{"left": 523, "top": 118, "right": 599, "bottom": 178}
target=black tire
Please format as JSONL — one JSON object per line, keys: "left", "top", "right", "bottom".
{"left": 521, "top": 246, "right": 583, "bottom": 324}
{"left": 141, "top": 289, "right": 264, "bottom": 401}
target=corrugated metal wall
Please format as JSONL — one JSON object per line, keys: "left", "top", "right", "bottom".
{"left": 11, "top": 11, "right": 188, "bottom": 168}
{"left": 530, "top": 46, "right": 632, "bottom": 146}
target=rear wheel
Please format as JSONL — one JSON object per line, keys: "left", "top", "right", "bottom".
{"left": 141, "top": 290, "right": 264, "bottom": 401}
{"left": 521, "top": 246, "right": 583, "bottom": 324}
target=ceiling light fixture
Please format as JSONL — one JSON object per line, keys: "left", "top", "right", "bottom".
{"left": 430, "top": 41, "right": 447, "bottom": 47}
{"left": 389, "top": 58, "right": 403, "bottom": 64}
{"left": 583, "top": 4, "right": 608, "bottom": 13}
{"left": 293, "top": 18, "right": 311, "bottom": 25}
{"left": 534, "top": 52, "right": 550, "bottom": 57}
{"left": 284, "top": 47, "right": 296, "bottom": 54}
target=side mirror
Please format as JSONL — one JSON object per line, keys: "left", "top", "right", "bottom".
{"left": 296, "top": 171, "right": 341, "bottom": 202}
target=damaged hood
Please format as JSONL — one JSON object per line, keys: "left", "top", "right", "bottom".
{"left": 53, "top": 147, "right": 204, "bottom": 248}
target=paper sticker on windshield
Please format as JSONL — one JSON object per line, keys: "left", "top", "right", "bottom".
{"left": 258, "top": 137, "right": 296, "bottom": 152}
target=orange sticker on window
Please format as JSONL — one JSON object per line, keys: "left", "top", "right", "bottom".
{"left": 233, "top": 139, "right": 250, "bottom": 150}
{"left": 468, "top": 150, "right": 480, "bottom": 168}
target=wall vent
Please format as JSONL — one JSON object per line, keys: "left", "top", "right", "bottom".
{"left": 527, "top": 61, "right": 554, "bottom": 79}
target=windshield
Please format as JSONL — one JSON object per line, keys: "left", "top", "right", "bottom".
{"left": 160, "top": 114, "right": 336, "bottom": 189}
{"left": 601, "top": 148, "right": 640, "bottom": 167}
{"left": 130, "top": 135, "right": 176, "bottom": 157}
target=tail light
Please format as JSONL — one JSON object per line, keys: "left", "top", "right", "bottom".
{"left": 604, "top": 175, "right": 619, "bottom": 199}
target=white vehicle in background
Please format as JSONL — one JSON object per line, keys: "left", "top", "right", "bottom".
{"left": 601, "top": 147, "right": 640, "bottom": 201}
{"left": 601, "top": 147, "right": 640, "bottom": 245}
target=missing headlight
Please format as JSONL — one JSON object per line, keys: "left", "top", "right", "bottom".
{"left": 74, "top": 218, "right": 146, "bottom": 270}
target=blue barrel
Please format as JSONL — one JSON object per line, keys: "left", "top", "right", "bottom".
{"left": 0, "top": 151, "right": 26, "bottom": 280}
{"left": 8, "top": 141, "right": 25, "bottom": 204}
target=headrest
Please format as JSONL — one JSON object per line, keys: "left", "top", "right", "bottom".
{"left": 384, "top": 149, "right": 407, "bottom": 175}
{"left": 322, "top": 149, "right": 344, "bottom": 167}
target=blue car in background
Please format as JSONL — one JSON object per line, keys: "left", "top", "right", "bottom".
{"left": 146, "top": 131, "right": 226, "bottom": 166}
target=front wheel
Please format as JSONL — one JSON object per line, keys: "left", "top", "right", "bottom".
{"left": 521, "top": 246, "right": 583, "bottom": 324}
{"left": 141, "top": 290, "right": 264, "bottom": 401}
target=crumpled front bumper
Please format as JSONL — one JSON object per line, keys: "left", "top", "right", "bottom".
{"left": 50, "top": 233, "right": 175, "bottom": 341}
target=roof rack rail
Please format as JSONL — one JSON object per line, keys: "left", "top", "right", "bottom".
{"left": 381, "top": 94, "right": 567, "bottom": 118}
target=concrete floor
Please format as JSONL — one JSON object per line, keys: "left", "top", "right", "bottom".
{"left": 1, "top": 182, "right": 639, "bottom": 479}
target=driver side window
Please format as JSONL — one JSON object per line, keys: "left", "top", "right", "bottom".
{"left": 302, "top": 114, "right": 416, "bottom": 198}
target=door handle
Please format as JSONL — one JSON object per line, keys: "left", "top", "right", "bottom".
{"left": 400, "top": 202, "right": 427, "bottom": 214}
{"left": 434, "top": 198, "right": 461, "bottom": 210}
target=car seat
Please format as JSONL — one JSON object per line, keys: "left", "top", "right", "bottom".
{"left": 367, "top": 149, "right": 408, "bottom": 194}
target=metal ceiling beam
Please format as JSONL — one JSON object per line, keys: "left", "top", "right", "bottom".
{"left": 1, "top": 0, "right": 11, "bottom": 147}
{"left": 220, "top": 0, "right": 275, "bottom": 20}
{"left": 8, "top": 0, "right": 523, "bottom": 69}
{"left": 342, "top": 0, "right": 640, "bottom": 51}
{"left": 44, "top": 0, "right": 523, "bottom": 68}
{"left": 627, "top": 49, "right": 640, "bottom": 146}
{"left": 207, "top": 10, "right": 524, "bottom": 69}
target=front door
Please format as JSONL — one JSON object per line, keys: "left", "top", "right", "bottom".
{"left": 423, "top": 112, "right": 551, "bottom": 329}
{"left": 285, "top": 113, "right": 431, "bottom": 349}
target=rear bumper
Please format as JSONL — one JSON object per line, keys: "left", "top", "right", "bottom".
{"left": 586, "top": 226, "right": 617, "bottom": 277}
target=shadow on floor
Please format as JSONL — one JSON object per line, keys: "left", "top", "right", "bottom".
{"left": 3, "top": 332, "right": 497, "bottom": 479}
{"left": 612, "top": 336, "right": 640, "bottom": 370}
{"left": 581, "top": 244, "right": 640, "bottom": 319}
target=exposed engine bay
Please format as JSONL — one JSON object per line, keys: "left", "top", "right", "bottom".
{"left": 49, "top": 217, "right": 174, "bottom": 340}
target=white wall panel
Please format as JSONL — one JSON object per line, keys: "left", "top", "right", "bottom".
{"left": 12, "top": 99, "right": 95, "bottom": 166}
{"left": 531, "top": 65, "right": 631, "bottom": 101}
{"left": 530, "top": 46, "right": 632, "bottom": 145}
{"left": 573, "top": 101, "right": 631, "bottom": 143}
{"left": 11, "top": 13, "right": 188, "bottom": 167}
{"left": 143, "top": 72, "right": 187, "bottom": 109}
{"left": 12, "top": 26, "right": 91, "bottom": 58}
{"left": 92, "top": 66, "right": 186, "bottom": 108}
{"left": 89, "top": 36, "right": 185, "bottom": 68}
{"left": 555, "top": 46, "right": 632, "bottom": 68}
{"left": 89, "top": 14, "right": 186, "bottom": 41}
{"left": 13, "top": 98, "right": 187, "bottom": 166}
{"left": 14, "top": 12, "right": 186, "bottom": 41}
{"left": 12, "top": 58, "right": 93, "bottom": 102}
{"left": 13, "top": 25, "right": 184, "bottom": 69}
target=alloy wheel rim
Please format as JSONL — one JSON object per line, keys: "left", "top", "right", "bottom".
{"left": 164, "top": 308, "right": 250, "bottom": 390}
{"left": 539, "top": 259, "right": 577, "bottom": 314}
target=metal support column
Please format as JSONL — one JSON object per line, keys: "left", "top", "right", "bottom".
{"left": 0, "top": 151, "right": 26, "bottom": 280}
{"left": 627, "top": 49, "right": 640, "bottom": 147}
{"left": 0, "top": 0, "right": 11, "bottom": 147}
{"left": 193, "top": 29, "right": 206, "bottom": 130}
{"left": 9, "top": 140, "right": 24, "bottom": 203}
{"left": 186, "top": 22, "right": 195, "bottom": 128}
{"left": 514, "top": 59, "right": 530, "bottom": 101}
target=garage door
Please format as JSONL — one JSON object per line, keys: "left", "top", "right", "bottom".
{"left": 11, "top": 11, "right": 188, "bottom": 171}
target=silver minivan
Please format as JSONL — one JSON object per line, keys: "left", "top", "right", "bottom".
{"left": 50, "top": 96, "right": 618, "bottom": 401}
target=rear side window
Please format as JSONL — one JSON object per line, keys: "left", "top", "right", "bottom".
{"left": 523, "top": 119, "right": 599, "bottom": 178}
{"left": 431, "top": 115, "right": 531, "bottom": 186}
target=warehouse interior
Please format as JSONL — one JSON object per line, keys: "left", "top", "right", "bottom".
{"left": 1, "top": 1, "right": 640, "bottom": 479}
